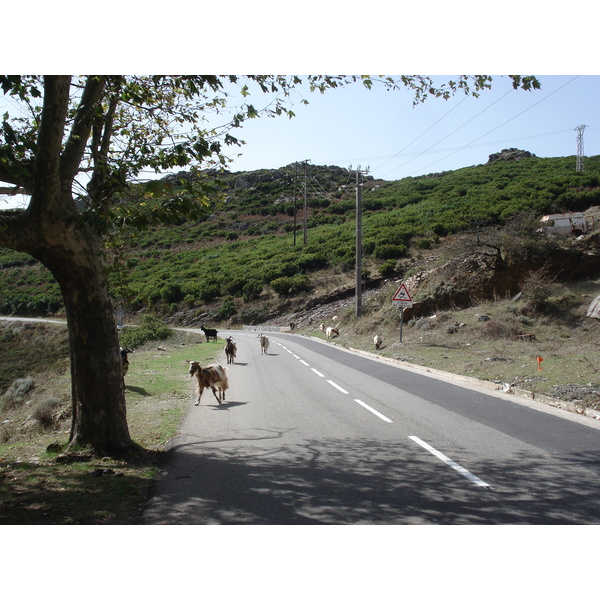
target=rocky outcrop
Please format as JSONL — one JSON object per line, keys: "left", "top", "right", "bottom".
{"left": 488, "top": 148, "right": 536, "bottom": 163}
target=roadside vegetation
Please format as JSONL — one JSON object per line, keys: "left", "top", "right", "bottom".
{"left": 0, "top": 323, "right": 221, "bottom": 524}
{"left": 314, "top": 276, "right": 600, "bottom": 413}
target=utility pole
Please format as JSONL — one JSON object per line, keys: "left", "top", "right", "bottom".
{"left": 293, "top": 162, "right": 298, "bottom": 246}
{"left": 575, "top": 124, "right": 586, "bottom": 173}
{"left": 351, "top": 164, "right": 369, "bottom": 318}
{"left": 303, "top": 159, "right": 310, "bottom": 244}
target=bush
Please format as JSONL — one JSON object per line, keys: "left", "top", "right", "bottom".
{"left": 160, "top": 283, "right": 184, "bottom": 304}
{"left": 479, "top": 320, "right": 523, "bottom": 340}
{"left": 31, "top": 397, "right": 61, "bottom": 428}
{"left": 217, "top": 297, "right": 237, "bottom": 321}
{"left": 1, "top": 377, "right": 35, "bottom": 411}
{"left": 373, "top": 243, "right": 407, "bottom": 260}
{"left": 379, "top": 260, "right": 397, "bottom": 278}
{"left": 223, "top": 277, "right": 246, "bottom": 297}
{"left": 242, "top": 280, "right": 263, "bottom": 302}
{"left": 415, "top": 238, "right": 432, "bottom": 250}
{"left": 119, "top": 314, "right": 174, "bottom": 349}
{"left": 270, "top": 274, "right": 311, "bottom": 296}
{"left": 520, "top": 267, "right": 557, "bottom": 312}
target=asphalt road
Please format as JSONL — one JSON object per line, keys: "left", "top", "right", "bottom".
{"left": 142, "top": 329, "right": 600, "bottom": 524}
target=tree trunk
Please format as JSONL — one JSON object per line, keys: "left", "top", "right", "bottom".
{"left": 43, "top": 225, "right": 133, "bottom": 455}
{"left": 1, "top": 76, "right": 133, "bottom": 455}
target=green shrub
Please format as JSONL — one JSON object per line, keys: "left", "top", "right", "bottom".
{"left": 119, "top": 314, "right": 174, "bottom": 349}
{"left": 160, "top": 283, "right": 184, "bottom": 304}
{"left": 217, "top": 297, "right": 237, "bottom": 320}
{"left": 373, "top": 243, "right": 407, "bottom": 260}
{"left": 223, "top": 277, "right": 246, "bottom": 297}
{"left": 379, "top": 260, "right": 397, "bottom": 278}
{"left": 270, "top": 274, "right": 311, "bottom": 296}
{"left": 197, "top": 282, "right": 221, "bottom": 302}
{"left": 242, "top": 280, "right": 263, "bottom": 302}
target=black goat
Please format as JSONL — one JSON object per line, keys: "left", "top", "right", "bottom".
{"left": 120, "top": 347, "right": 131, "bottom": 377}
{"left": 201, "top": 325, "right": 218, "bottom": 342}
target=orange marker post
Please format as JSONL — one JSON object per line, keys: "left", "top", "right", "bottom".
{"left": 537, "top": 356, "right": 543, "bottom": 371}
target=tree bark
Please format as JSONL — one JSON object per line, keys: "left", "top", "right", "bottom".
{"left": 0, "top": 76, "right": 133, "bottom": 455}
{"left": 56, "top": 244, "right": 132, "bottom": 455}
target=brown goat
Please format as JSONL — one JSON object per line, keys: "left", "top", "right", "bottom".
{"left": 225, "top": 336, "right": 237, "bottom": 364}
{"left": 188, "top": 361, "right": 229, "bottom": 405}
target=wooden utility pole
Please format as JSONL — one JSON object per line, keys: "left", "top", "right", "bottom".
{"left": 303, "top": 159, "right": 310, "bottom": 245}
{"left": 353, "top": 165, "right": 369, "bottom": 318}
{"left": 293, "top": 162, "right": 298, "bottom": 246}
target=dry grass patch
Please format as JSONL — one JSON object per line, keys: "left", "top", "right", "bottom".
{"left": 0, "top": 328, "right": 223, "bottom": 524}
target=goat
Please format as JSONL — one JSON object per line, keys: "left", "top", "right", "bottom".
{"left": 374, "top": 335, "right": 383, "bottom": 350}
{"left": 319, "top": 322, "right": 339, "bottom": 342}
{"left": 120, "top": 347, "right": 131, "bottom": 377}
{"left": 225, "top": 336, "right": 237, "bottom": 364}
{"left": 258, "top": 333, "right": 269, "bottom": 355}
{"left": 200, "top": 325, "right": 218, "bottom": 342}
{"left": 188, "top": 361, "right": 229, "bottom": 405}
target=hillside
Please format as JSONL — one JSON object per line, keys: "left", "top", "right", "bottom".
{"left": 2, "top": 152, "right": 600, "bottom": 323}
{"left": 2, "top": 151, "right": 600, "bottom": 411}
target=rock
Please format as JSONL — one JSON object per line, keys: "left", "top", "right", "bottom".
{"left": 587, "top": 294, "right": 600, "bottom": 319}
{"left": 488, "top": 148, "right": 535, "bottom": 163}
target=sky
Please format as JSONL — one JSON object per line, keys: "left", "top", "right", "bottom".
{"left": 2, "top": 4, "right": 599, "bottom": 209}
{"left": 212, "top": 74, "right": 600, "bottom": 180}
{"left": 2, "top": 74, "right": 598, "bottom": 210}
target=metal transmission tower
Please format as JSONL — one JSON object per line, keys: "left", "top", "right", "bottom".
{"left": 575, "top": 124, "right": 586, "bottom": 172}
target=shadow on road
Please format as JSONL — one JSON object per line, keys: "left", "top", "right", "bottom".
{"left": 142, "top": 431, "right": 600, "bottom": 524}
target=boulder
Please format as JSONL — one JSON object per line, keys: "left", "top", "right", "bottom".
{"left": 587, "top": 294, "right": 600, "bottom": 319}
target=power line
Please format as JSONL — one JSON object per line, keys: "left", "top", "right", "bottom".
{"left": 378, "top": 88, "right": 515, "bottom": 178}
{"left": 372, "top": 95, "right": 469, "bottom": 173}
{"left": 408, "top": 75, "right": 581, "bottom": 177}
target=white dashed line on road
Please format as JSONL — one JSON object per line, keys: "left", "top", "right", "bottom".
{"left": 354, "top": 399, "right": 393, "bottom": 423}
{"left": 327, "top": 380, "right": 349, "bottom": 394}
{"left": 409, "top": 436, "right": 491, "bottom": 488}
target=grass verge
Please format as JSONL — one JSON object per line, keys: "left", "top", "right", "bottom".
{"left": 0, "top": 330, "right": 224, "bottom": 524}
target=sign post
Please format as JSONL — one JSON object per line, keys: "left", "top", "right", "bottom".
{"left": 392, "top": 283, "right": 413, "bottom": 343}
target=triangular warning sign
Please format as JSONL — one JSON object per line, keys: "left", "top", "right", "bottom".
{"left": 392, "top": 283, "right": 412, "bottom": 303}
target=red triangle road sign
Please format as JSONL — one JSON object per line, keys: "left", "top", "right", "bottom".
{"left": 392, "top": 283, "right": 412, "bottom": 304}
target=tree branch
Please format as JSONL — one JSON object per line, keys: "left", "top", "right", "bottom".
{"left": 30, "top": 76, "right": 71, "bottom": 208}
{"left": 60, "top": 75, "right": 107, "bottom": 186}
{"left": 0, "top": 185, "right": 25, "bottom": 195}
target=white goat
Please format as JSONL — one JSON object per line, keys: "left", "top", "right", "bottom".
{"left": 374, "top": 335, "right": 383, "bottom": 350}
{"left": 258, "top": 333, "right": 270, "bottom": 355}
{"left": 319, "top": 322, "right": 339, "bottom": 342}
